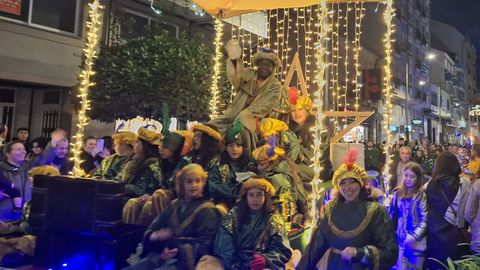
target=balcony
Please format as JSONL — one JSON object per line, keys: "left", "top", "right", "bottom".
{"left": 392, "top": 87, "right": 407, "bottom": 102}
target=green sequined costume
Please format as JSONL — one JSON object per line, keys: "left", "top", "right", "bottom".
{"left": 213, "top": 207, "right": 292, "bottom": 270}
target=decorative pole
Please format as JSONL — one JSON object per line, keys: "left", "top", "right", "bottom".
{"left": 71, "top": 0, "right": 104, "bottom": 176}
{"left": 209, "top": 17, "right": 224, "bottom": 120}
{"left": 381, "top": 0, "right": 396, "bottom": 198}
{"left": 310, "top": 0, "right": 330, "bottom": 223}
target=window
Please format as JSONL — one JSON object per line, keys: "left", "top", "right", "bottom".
{"left": 31, "top": 0, "right": 77, "bottom": 33}
{"left": 0, "top": 0, "right": 80, "bottom": 34}
{"left": 119, "top": 11, "right": 150, "bottom": 40}
{"left": 116, "top": 10, "right": 179, "bottom": 41}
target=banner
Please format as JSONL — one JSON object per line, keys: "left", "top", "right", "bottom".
{"left": 0, "top": 0, "right": 21, "bottom": 16}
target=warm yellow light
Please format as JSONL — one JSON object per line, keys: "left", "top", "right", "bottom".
{"left": 71, "top": 0, "right": 103, "bottom": 177}
{"left": 311, "top": 0, "right": 329, "bottom": 224}
{"left": 343, "top": 3, "right": 350, "bottom": 113}
{"left": 209, "top": 18, "right": 224, "bottom": 120}
{"left": 382, "top": 0, "right": 396, "bottom": 196}
{"left": 353, "top": 2, "right": 365, "bottom": 111}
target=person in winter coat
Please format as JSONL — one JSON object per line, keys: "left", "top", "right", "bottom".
{"left": 425, "top": 151, "right": 471, "bottom": 269}
{"left": 389, "top": 162, "right": 427, "bottom": 270}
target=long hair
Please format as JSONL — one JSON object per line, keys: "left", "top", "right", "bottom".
{"left": 130, "top": 138, "right": 159, "bottom": 180}
{"left": 398, "top": 162, "right": 423, "bottom": 198}
{"left": 220, "top": 142, "right": 251, "bottom": 169}
{"left": 192, "top": 124, "right": 222, "bottom": 168}
{"left": 237, "top": 192, "right": 273, "bottom": 231}
{"left": 289, "top": 114, "right": 315, "bottom": 147}
{"left": 431, "top": 151, "right": 461, "bottom": 184}
{"left": 30, "top": 137, "right": 48, "bottom": 150}
{"left": 281, "top": 156, "right": 308, "bottom": 202}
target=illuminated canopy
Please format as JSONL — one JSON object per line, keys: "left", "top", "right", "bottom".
{"left": 192, "top": 0, "right": 383, "bottom": 18}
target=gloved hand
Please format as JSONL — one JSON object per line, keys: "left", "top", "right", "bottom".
{"left": 225, "top": 39, "right": 242, "bottom": 60}
{"left": 249, "top": 254, "right": 267, "bottom": 270}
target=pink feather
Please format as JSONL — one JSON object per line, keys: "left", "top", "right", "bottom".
{"left": 288, "top": 87, "right": 300, "bottom": 105}
{"left": 343, "top": 147, "right": 359, "bottom": 170}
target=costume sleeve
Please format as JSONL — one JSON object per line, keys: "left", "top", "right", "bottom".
{"left": 262, "top": 219, "right": 292, "bottom": 269}
{"left": 194, "top": 208, "right": 223, "bottom": 262}
{"left": 124, "top": 162, "right": 161, "bottom": 196}
{"left": 296, "top": 218, "right": 329, "bottom": 270}
{"left": 282, "top": 131, "right": 301, "bottom": 162}
{"left": 93, "top": 156, "right": 109, "bottom": 179}
{"left": 213, "top": 213, "right": 237, "bottom": 269}
{"left": 237, "top": 82, "right": 282, "bottom": 132}
{"left": 412, "top": 192, "right": 428, "bottom": 240}
{"left": 356, "top": 205, "right": 398, "bottom": 270}
{"left": 148, "top": 204, "right": 174, "bottom": 232}
{"left": 226, "top": 59, "right": 244, "bottom": 90}
{"left": 208, "top": 165, "right": 239, "bottom": 203}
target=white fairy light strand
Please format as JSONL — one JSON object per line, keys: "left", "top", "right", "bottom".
{"left": 71, "top": 0, "right": 103, "bottom": 176}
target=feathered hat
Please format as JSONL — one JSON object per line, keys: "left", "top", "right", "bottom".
{"left": 225, "top": 120, "right": 245, "bottom": 145}
{"left": 259, "top": 118, "right": 289, "bottom": 138}
{"left": 332, "top": 148, "right": 368, "bottom": 189}
{"left": 288, "top": 87, "right": 314, "bottom": 115}
{"left": 252, "top": 143, "right": 286, "bottom": 162}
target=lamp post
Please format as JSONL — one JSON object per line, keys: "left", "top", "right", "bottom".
{"left": 425, "top": 52, "right": 444, "bottom": 144}
{"left": 405, "top": 62, "right": 409, "bottom": 142}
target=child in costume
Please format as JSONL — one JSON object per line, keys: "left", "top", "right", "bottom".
{"left": 252, "top": 144, "right": 308, "bottom": 232}
{"left": 197, "top": 178, "right": 292, "bottom": 270}
{"left": 259, "top": 117, "right": 314, "bottom": 192}
{"left": 120, "top": 127, "right": 162, "bottom": 225}
{"left": 389, "top": 162, "right": 427, "bottom": 270}
{"left": 124, "top": 164, "right": 222, "bottom": 270}
{"left": 297, "top": 148, "right": 398, "bottom": 270}
{"left": 208, "top": 123, "right": 254, "bottom": 209}
{"left": 94, "top": 131, "right": 136, "bottom": 180}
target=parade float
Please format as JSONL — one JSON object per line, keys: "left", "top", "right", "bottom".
{"left": 32, "top": 0, "right": 397, "bottom": 267}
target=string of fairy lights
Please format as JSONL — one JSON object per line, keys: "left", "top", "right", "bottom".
{"left": 208, "top": 18, "right": 224, "bottom": 120}
{"left": 310, "top": 0, "right": 330, "bottom": 223}
{"left": 218, "top": 2, "right": 395, "bottom": 221}
{"left": 353, "top": 2, "right": 365, "bottom": 111}
{"left": 71, "top": 2, "right": 395, "bottom": 224}
{"left": 382, "top": 0, "right": 396, "bottom": 195}
{"left": 71, "top": 0, "right": 103, "bottom": 176}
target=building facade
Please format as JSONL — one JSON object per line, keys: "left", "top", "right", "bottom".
{"left": 0, "top": 0, "right": 215, "bottom": 140}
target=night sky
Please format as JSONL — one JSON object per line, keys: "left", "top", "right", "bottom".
{"left": 430, "top": 0, "right": 480, "bottom": 89}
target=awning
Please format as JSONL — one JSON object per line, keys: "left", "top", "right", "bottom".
{"left": 192, "top": 0, "right": 384, "bottom": 18}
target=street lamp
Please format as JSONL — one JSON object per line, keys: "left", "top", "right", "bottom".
{"left": 418, "top": 80, "right": 426, "bottom": 86}
{"left": 425, "top": 52, "right": 444, "bottom": 144}
{"left": 426, "top": 52, "right": 436, "bottom": 61}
